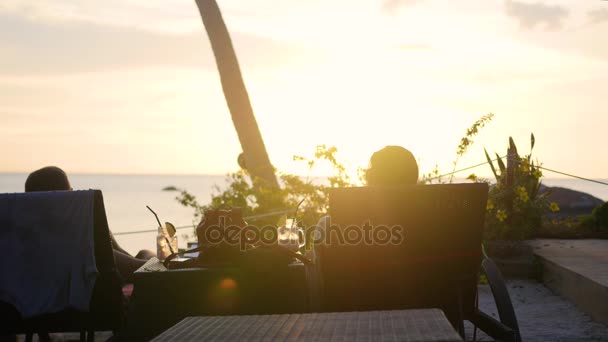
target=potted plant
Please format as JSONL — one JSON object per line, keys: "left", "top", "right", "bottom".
{"left": 482, "top": 135, "right": 558, "bottom": 277}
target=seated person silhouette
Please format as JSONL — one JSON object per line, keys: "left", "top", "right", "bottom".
{"left": 304, "top": 146, "right": 419, "bottom": 310}
{"left": 312, "top": 145, "right": 418, "bottom": 259}
{"left": 25, "top": 166, "right": 154, "bottom": 282}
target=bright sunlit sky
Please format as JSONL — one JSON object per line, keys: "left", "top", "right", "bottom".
{"left": 1, "top": 0, "right": 607, "bottom": 179}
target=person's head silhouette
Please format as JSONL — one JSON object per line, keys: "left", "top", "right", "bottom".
{"left": 25, "top": 166, "right": 72, "bottom": 192}
{"left": 365, "top": 146, "right": 418, "bottom": 186}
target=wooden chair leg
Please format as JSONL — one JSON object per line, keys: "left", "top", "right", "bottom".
{"left": 80, "top": 330, "right": 86, "bottom": 341}
{"left": 25, "top": 333, "right": 33, "bottom": 342}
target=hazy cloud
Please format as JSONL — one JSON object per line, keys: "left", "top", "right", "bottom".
{"left": 588, "top": 8, "right": 608, "bottom": 25}
{"left": 505, "top": 0, "right": 569, "bottom": 31}
{"left": 0, "top": 0, "right": 199, "bottom": 34}
{"left": 530, "top": 29, "right": 608, "bottom": 62}
{"left": 0, "top": 14, "right": 301, "bottom": 75}
{"left": 382, "top": 0, "right": 423, "bottom": 14}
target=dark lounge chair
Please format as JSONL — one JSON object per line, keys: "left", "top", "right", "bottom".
{"left": 0, "top": 190, "right": 125, "bottom": 342}
{"left": 313, "top": 184, "right": 520, "bottom": 342}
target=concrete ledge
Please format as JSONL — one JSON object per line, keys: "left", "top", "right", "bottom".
{"left": 491, "top": 258, "right": 537, "bottom": 279}
{"left": 528, "top": 239, "right": 608, "bottom": 326}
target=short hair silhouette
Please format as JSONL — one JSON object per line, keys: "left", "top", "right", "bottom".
{"left": 365, "top": 146, "right": 418, "bottom": 186}
{"left": 25, "top": 166, "right": 71, "bottom": 192}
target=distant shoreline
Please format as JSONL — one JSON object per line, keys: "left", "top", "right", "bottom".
{"left": 2, "top": 171, "right": 605, "bottom": 182}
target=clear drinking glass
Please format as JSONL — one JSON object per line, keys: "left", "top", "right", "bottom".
{"left": 156, "top": 224, "right": 178, "bottom": 260}
{"left": 277, "top": 218, "right": 305, "bottom": 252}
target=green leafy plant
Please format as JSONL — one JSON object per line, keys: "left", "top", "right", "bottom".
{"left": 420, "top": 164, "right": 446, "bottom": 184}
{"left": 450, "top": 113, "right": 494, "bottom": 182}
{"left": 483, "top": 134, "right": 559, "bottom": 240}
{"left": 174, "top": 145, "right": 357, "bottom": 231}
{"left": 576, "top": 202, "right": 608, "bottom": 234}
{"left": 591, "top": 202, "right": 608, "bottom": 232}
{"left": 421, "top": 113, "right": 494, "bottom": 184}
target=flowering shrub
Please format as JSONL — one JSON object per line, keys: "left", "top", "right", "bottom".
{"left": 482, "top": 135, "right": 559, "bottom": 240}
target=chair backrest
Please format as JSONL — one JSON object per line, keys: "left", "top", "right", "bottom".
{"left": 0, "top": 190, "right": 124, "bottom": 333}
{"left": 319, "top": 183, "right": 488, "bottom": 317}
{"left": 88, "top": 190, "right": 126, "bottom": 330}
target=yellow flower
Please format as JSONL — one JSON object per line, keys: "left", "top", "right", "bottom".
{"left": 496, "top": 209, "right": 508, "bottom": 222}
{"left": 486, "top": 200, "right": 494, "bottom": 211}
{"left": 550, "top": 202, "right": 560, "bottom": 212}
{"left": 533, "top": 168, "right": 543, "bottom": 178}
{"left": 519, "top": 161, "right": 529, "bottom": 172}
{"left": 517, "top": 186, "right": 529, "bottom": 203}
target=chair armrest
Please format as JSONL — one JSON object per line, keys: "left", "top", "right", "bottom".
{"left": 468, "top": 309, "right": 515, "bottom": 342}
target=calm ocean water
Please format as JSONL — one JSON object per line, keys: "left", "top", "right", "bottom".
{"left": 1, "top": 173, "right": 607, "bottom": 254}
{"left": 0, "top": 173, "right": 227, "bottom": 254}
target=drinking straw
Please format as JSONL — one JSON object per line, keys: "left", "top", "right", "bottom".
{"left": 291, "top": 198, "right": 306, "bottom": 228}
{"left": 146, "top": 205, "right": 162, "bottom": 228}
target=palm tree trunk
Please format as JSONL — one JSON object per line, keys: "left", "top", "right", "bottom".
{"left": 194, "top": 0, "right": 279, "bottom": 188}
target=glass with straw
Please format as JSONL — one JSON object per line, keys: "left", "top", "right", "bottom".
{"left": 147, "top": 206, "right": 177, "bottom": 261}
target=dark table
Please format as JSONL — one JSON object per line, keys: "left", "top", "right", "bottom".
{"left": 151, "top": 309, "right": 463, "bottom": 341}
{"left": 124, "top": 258, "right": 309, "bottom": 341}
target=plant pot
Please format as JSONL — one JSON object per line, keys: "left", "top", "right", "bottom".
{"left": 484, "top": 240, "right": 537, "bottom": 279}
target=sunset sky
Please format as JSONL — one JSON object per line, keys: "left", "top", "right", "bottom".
{"left": 1, "top": 0, "right": 607, "bottom": 179}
